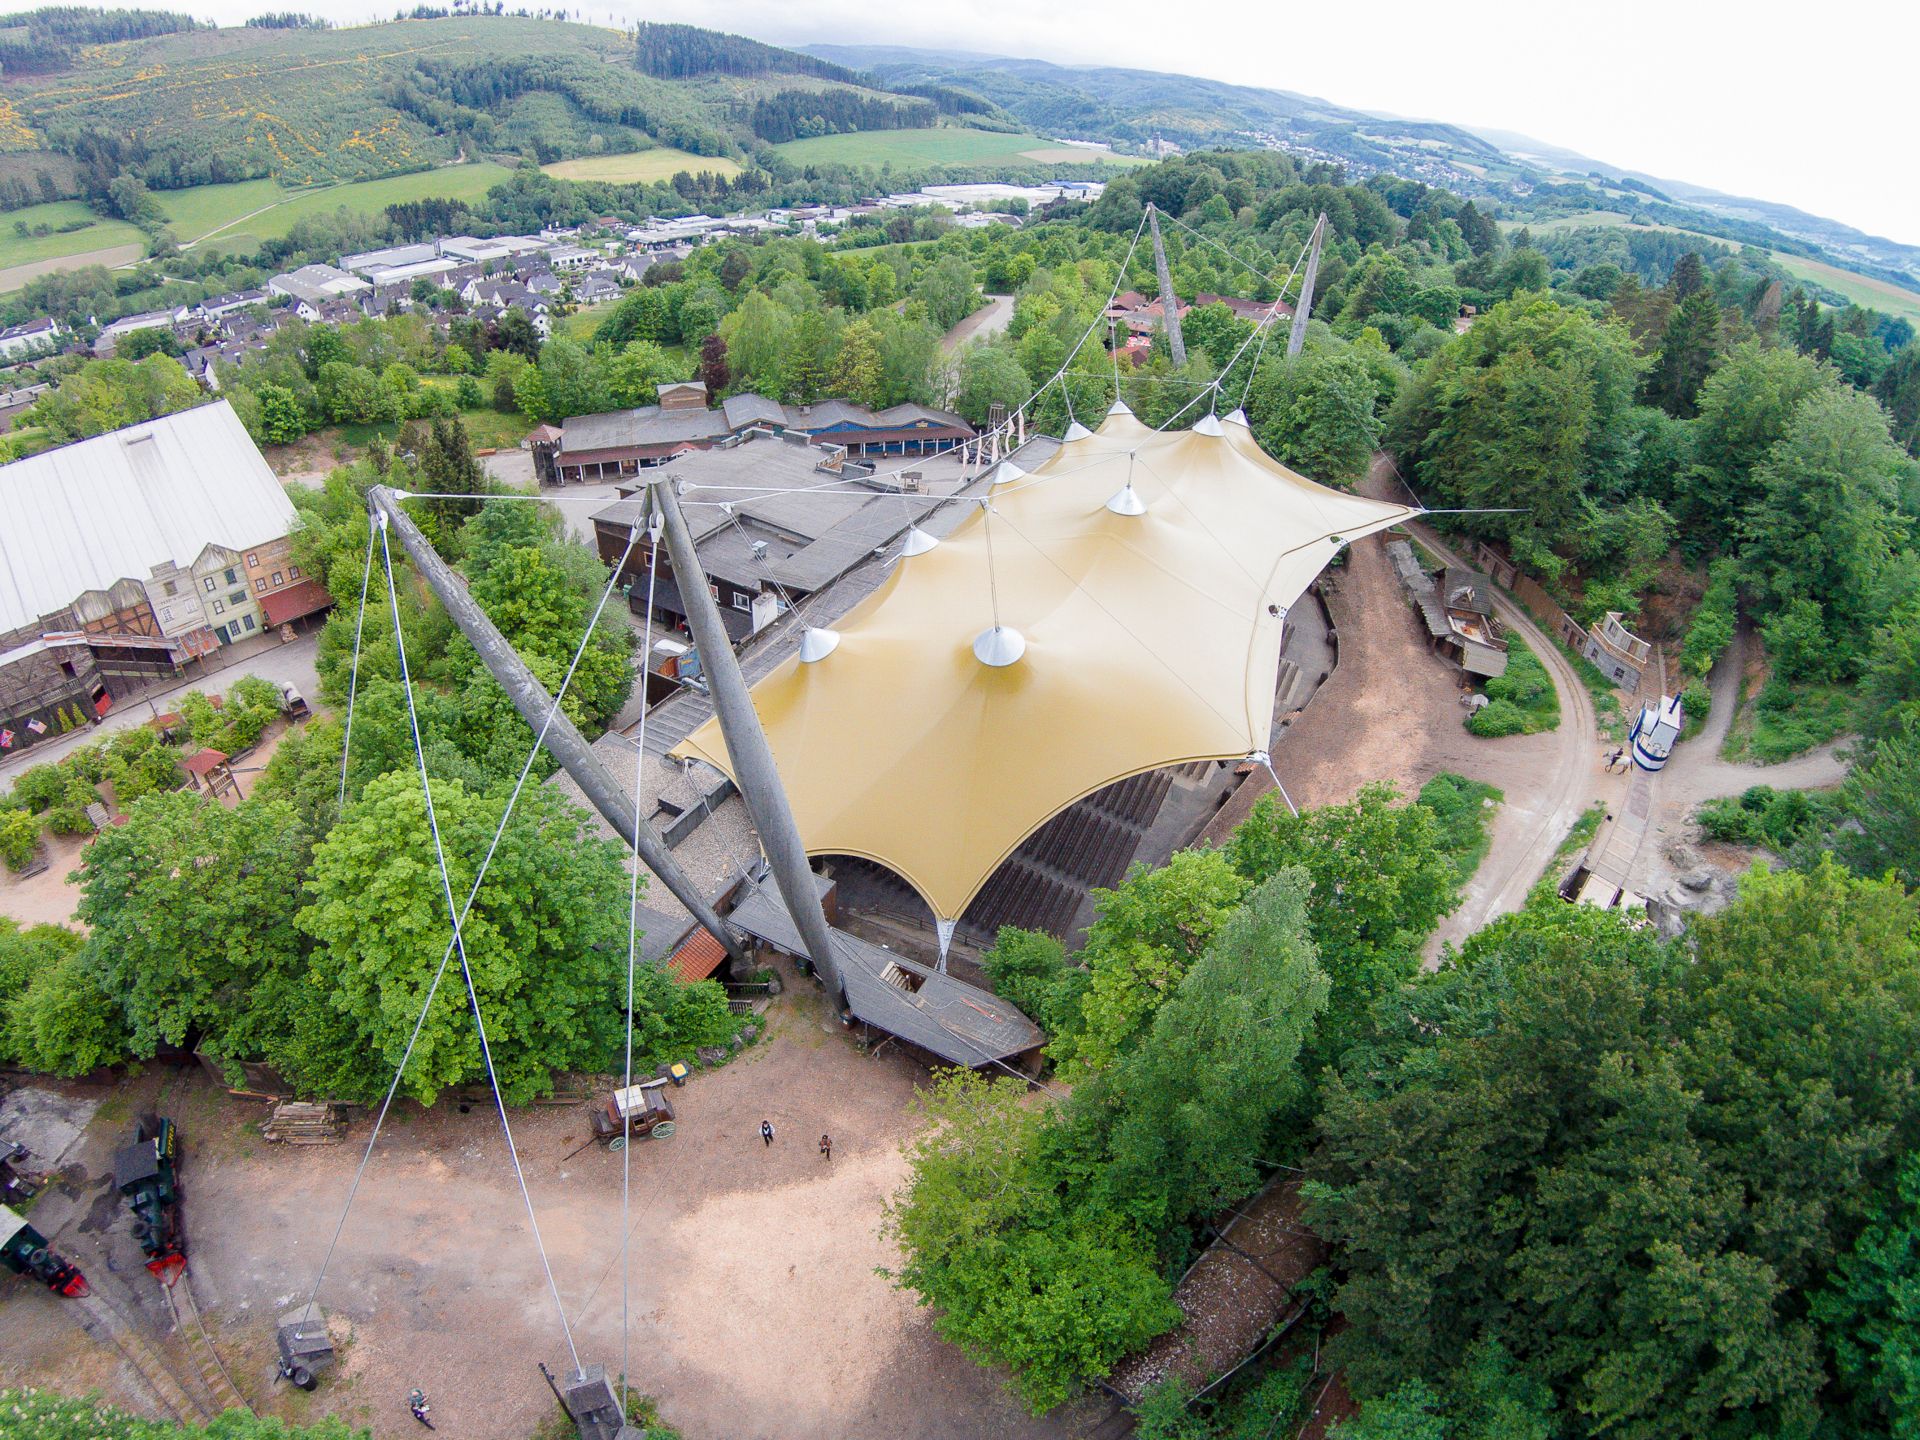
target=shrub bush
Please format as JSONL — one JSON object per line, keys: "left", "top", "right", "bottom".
{"left": 0, "top": 808, "right": 41, "bottom": 872}
{"left": 13, "top": 763, "right": 67, "bottom": 814}
{"left": 1466, "top": 698, "right": 1529, "bottom": 737}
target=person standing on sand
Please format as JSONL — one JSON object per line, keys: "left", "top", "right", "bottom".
{"left": 761, "top": 1119, "right": 775, "bottom": 1147}
{"left": 819, "top": 1133, "right": 832, "bottom": 1162}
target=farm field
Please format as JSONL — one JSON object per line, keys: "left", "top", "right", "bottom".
{"left": 0, "top": 164, "right": 518, "bottom": 292}
{"left": 167, "top": 162, "right": 517, "bottom": 253}
{"left": 771, "top": 126, "right": 1145, "bottom": 170}
{"left": 1769, "top": 251, "right": 1920, "bottom": 327}
{"left": 0, "top": 200, "right": 143, "bottom": 270}
{"left": 541, "top": 147, "right": 742, "bottom": 184}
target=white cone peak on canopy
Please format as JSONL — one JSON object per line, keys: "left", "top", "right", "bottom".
{"left": 798, "top": 627, "right": 840, "bottom": 663}
{"left": 674, "top": 406, "right": 1419, "bottom": 924}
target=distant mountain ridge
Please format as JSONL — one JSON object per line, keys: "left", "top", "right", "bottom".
{"left": 809, "top": 42, "right": 1920, "bottom": 293}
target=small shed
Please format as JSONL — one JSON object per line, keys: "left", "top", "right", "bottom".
{"left": 181, "top": 748, "right": 235, "bottom": 797}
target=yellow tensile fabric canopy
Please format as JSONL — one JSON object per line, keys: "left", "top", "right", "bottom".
{"left": 672, "top": 404, "right": 1418, "bottom": 922}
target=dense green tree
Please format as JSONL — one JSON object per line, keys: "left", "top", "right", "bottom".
{"left": 1226, "top": 784, "right": 1456, "bottom": 1079}
{"left": 913, "top": 253, "right": 980, "bottom": 332}
{"left": 1812, "top": 1153, "right": 1920, "bottom": 1438}
{"left": 29, "top": 355, "right": 204, "bottom": 441}
{"left": 1389, "top": 296, "right": 1642, "bottom": 576}
{"left": 607, "top": 340, "right": 683, "bottom": 409}
{"left": 953, "top": 341, "right": 1031, "bottom": 428}
{"left": 1073, "top": 870, "right": 1328, "bottom": 1231}
{"left": 1060, "top": 848, "right": 1249, "bottom": 1072}
{"left": 293, "top": 773, "right": 643, "bottom": 1104}
{"left": 1248, "top": 348, "right": 1384, "bottom": 485}
{"left": 1644, "top": 290, "right": 1721, "bottom": 418}
{"left": 1685, "top": 341, "right": 1831, "bottom": 523}
{"left": 74, "top": 793, "right": 311, "bottom": 1063}
{"left": 1738, "top": 386, "right": 1910, "bottom": 646}
{"left": 882, "top": 1068, "right": 1180, "bottom": 1414}
{"left": 1312, "top": 861, "right": 1920, "bottom": 1440}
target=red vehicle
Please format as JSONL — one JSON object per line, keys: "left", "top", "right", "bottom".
{"left": 1, "top": 1204, "right": 88, "bottom": 1297}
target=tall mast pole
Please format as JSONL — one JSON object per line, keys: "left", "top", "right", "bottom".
{"left": 648, "top": 476, "right": 847, "bottom": 1013}
{"left": 1286, "top": 212, "right": 1327, "bottom": 360}
{"left": 1149, "top": 207, "right": 1187, "bottom": 368}
{"left": 364, "top": 484, "right": 747, "bottom": 966}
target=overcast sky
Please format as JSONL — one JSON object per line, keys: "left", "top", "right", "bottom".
{"left": 16, "top": 0, "right": 1913, "bottom": 245}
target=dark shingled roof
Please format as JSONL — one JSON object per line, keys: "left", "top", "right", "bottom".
{"left": 726, "top": 877, "right": 1044, "bottom": 1067}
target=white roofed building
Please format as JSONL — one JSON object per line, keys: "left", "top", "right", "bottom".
{"left": 0, "top": 401, "right": 311, "bottom": 749}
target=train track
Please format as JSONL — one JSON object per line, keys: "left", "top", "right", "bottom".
{"left": 163, "top": 1270, "right": 253, "bottom": 1417}
{"left": 71, "top": 1287, "right": 212, "bottom": 1426}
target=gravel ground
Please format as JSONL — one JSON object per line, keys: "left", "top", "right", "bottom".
{"left": 2, "top": 964, "right": 1094, "bottom": 1440}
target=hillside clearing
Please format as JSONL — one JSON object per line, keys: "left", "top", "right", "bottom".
{"left": 169, "top": 162, "right": 517, "bottom": 252}
{"left": 1504, "top": 210, "right": 1920, "bottom": 323}
{"left": 1768, "top": 251, "right": 1920, "bottom": 327}
{"left": 771, "top": 126, "right": 1145, "bottom": 170}
{"left": 0, "top": 200, "right": 144, "bottom": 270}
{"left": 541, "top": 147, "right": 742, "bottom": 183}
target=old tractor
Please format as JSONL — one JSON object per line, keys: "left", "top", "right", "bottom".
{"left": 115, "top": 1114, "right": 184, "bottom": 1283}
{"left": 0, "top": 1204, "right": 88, "bottom": 1296}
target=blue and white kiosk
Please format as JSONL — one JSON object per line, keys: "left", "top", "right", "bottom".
{"left": 1628, "top": 694, "right": 1684, "bottom": 772}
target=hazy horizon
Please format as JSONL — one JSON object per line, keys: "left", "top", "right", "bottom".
{"left": 3, "top": 0, "right": 1910, "bottom": 248}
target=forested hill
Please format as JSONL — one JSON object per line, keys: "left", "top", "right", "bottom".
{"left": 0, "top": 11, "right": 952, "bottom": 201}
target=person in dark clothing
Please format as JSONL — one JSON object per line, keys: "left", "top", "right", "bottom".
{"left": 819, "top": 1133, "right": 832, "bottom": 1162}
{"left": 409, "top": 1389, "right": 434, "bottom": 1429}
{"left": 761, "top": 1120, "right": 775, "bottom": 1147}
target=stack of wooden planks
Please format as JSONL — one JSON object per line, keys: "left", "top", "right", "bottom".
{"left": 262, "top": 1102, "right": 347, "bottom": 1145}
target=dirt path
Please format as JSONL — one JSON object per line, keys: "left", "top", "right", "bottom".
{"left": 1346, "top": 458, "right": 1606, "bottom": 955}
{"left": 941, "top": 294, "right": 1014, "bottom": 352}
{"left": 1408, "top": 521, "right": 1599, "bottom": 951}
{"left": 1629, "top": 622, "right": 1849, "bottom": 899}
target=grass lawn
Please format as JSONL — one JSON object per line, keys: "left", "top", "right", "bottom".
{"left": 1721, "top": 675, "right": 1854, "bottom": 764}
{"left": 541, "top": 148, "right": 741, "bottom": 184}
{"left": 553, "top": 298, "right": 625, "bottom": 344}
{"left": 165, "top": 163, "right": 517, "bottom": 251}
{"left": 1528, "top": 803, "right": 1608, "bottom": 905}
{"left": 324, "top": 400, "right": 533, "bottom": 460}
{"left": 0, "top": 200, "right": 145, "bottom": 269}
{"left": 771, "top": 126, "right": 1145, "bottom": 171}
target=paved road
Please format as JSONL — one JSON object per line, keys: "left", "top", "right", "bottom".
{"left": 1362, "top": 458, "right": 1606, "bottom": 957}
{"left": 940, "top": 293, "right": 1014, "bottom": 352}
{"left": 0, "top": 632, "right": 320, "bottom": 796}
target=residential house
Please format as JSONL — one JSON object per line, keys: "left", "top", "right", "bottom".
{"left": 0, "top": 317, "right": 65, "bottom": 361}
{"left": 1194, "top": 292, "right": 1293, "bottom": 324}
{"left": 572, "top": 272, "right": 622, "bottom": 305}
{"left": 91, "top": 310, "right": 175, "bottom": 357}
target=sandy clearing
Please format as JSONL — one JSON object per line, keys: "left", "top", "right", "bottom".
{"left": 0, "top": 242, "right": 145, "bottom": 294}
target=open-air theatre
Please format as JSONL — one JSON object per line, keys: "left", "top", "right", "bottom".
{"left": 671, "top": 400, "right": 1419, "bottom": 938}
